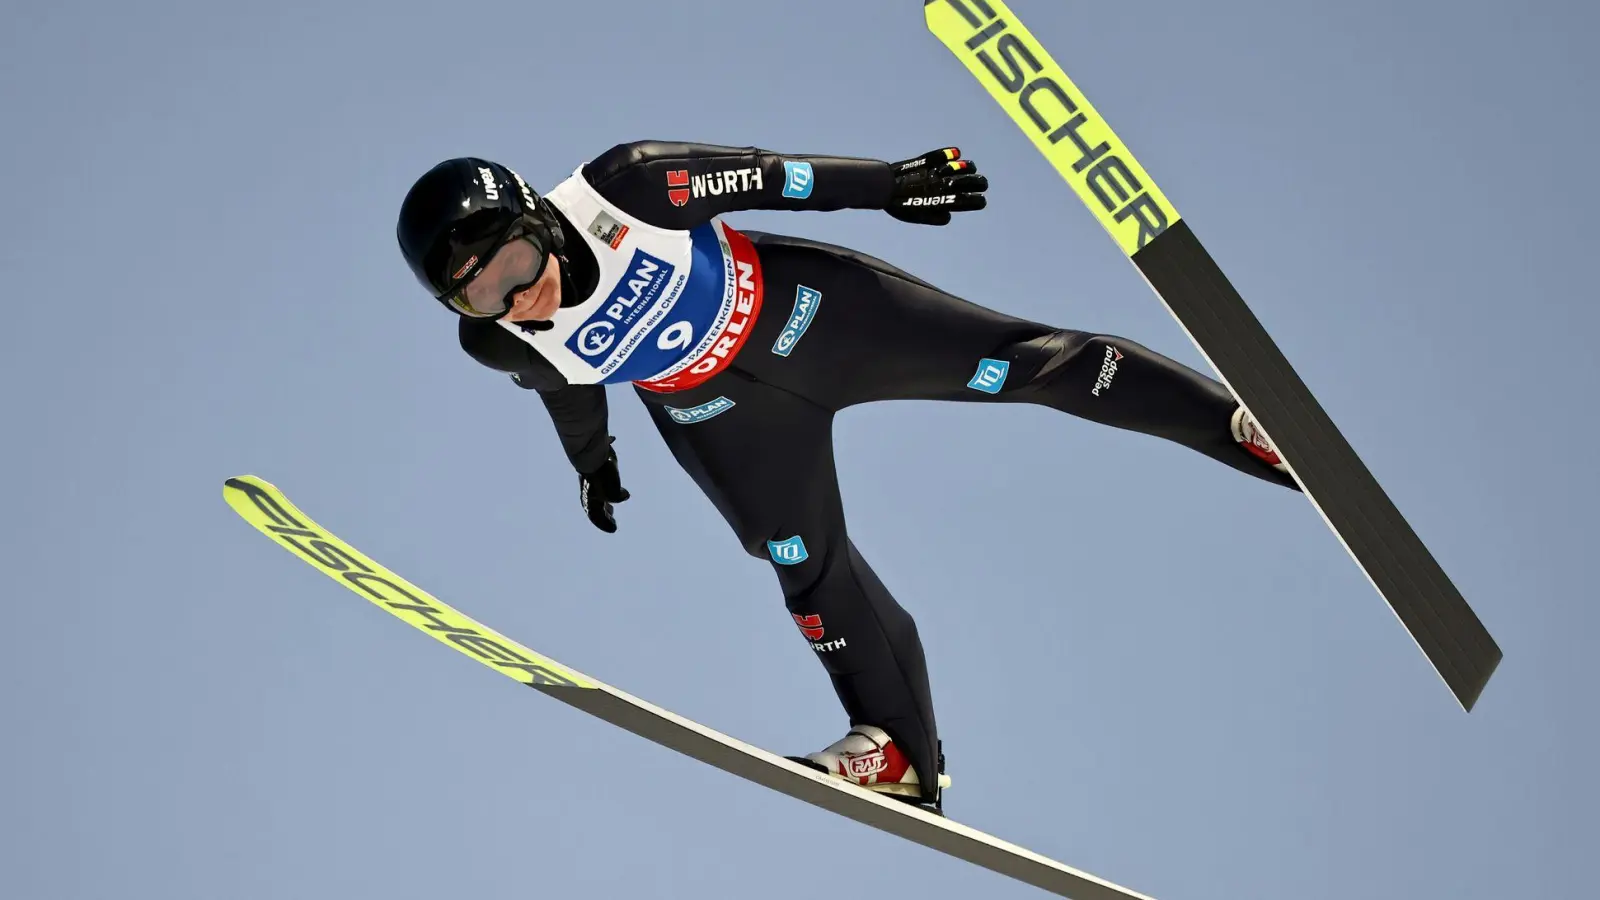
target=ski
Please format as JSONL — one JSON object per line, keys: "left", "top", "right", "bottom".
{"left": 924, "top": 0, "right": 1501, "bottom": 711}
{"left": 223, "top": 475, "right": 1156, "bottom": 900}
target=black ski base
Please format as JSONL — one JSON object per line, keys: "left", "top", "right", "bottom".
{"left": 1132, "top": 220, "right": 1502, "bottom": 709}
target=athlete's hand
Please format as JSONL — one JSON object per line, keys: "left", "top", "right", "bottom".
{"left": 885, "top": 147, "right": 988, "bottom": 225}
{"left": 579, "top": 437, "right": 631, "bottom": 533}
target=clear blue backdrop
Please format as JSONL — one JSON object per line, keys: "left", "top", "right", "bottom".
{"left": 3, "top": 1, "right": 1594, "bottom": 898}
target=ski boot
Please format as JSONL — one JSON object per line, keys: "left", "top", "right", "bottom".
{"left": 1231, "top": 404, "right": 1289, "bottom": 474}
{"left": 788, "top": 726, "right": 949, "bottom": 816}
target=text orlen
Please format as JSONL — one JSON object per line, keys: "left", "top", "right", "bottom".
{"left": 686, "top": 261, "right": 757, "bottom": 377}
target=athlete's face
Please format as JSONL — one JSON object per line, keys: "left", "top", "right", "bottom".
{"left": 505, "top": 253, "right": 562, "bottom": 322}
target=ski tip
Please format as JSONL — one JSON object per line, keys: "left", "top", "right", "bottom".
{"left": 223, "top": 474, "right": 279, "bottom": 504}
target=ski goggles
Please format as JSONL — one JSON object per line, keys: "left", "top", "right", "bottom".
{"left": 441, "top": 230, "right": 552, "bottom": 319}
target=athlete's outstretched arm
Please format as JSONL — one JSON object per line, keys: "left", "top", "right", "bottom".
{"left": 582, "top": 140, "right": 987, "bottom": 229}
{"left": 458, "top": 318, "right": 614, "bottom": 475}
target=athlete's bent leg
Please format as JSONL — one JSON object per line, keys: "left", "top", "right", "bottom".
{"left": 991, "top": 329, "right": 1299, "bottom": 488}
{"left": 635, "top": 380, "right": 944, "bottom": 803}
{"left": 739, "top": 233, "right": 1298, "bottom": 490}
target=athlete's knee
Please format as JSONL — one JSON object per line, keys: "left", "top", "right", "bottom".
{"left": 733, "top": 527, "right": 780, "bottom": 562}
{"left": 735, "top": 523, "right": 823, "bottom": 574}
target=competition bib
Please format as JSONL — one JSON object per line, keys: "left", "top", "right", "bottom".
{"left": 501, "top": 168, "right": 764, "bottom": 391}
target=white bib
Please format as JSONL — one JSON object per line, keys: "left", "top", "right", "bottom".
{"left": 499, "top": 167, "right": 764, "bottom": 391}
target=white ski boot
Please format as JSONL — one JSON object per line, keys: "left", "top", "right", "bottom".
{"left": 1231, "top": 404, "right": 1289, "bottom": 474}
{"left": 790, "top": 725, "right": 950, "bottom": 814}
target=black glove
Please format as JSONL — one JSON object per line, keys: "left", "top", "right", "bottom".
{"left": 885, "top": 147, "right": 989, "bottom": 225}
{"left": 578, "top": 437, "right": 631, "bottom": 533}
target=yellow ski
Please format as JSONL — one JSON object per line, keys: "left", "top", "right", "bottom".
{"left": 224, "top": 474, "right": 1157, "bottom": 900}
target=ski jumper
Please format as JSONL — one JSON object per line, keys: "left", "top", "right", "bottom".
{"left": 458, "top": 141, "right": 1298, "bottom": 801}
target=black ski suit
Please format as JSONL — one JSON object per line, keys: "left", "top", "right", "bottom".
{"left": 459, "top": 141, "right": 1298, "bottom": 802}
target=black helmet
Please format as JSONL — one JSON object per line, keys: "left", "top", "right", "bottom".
{"left": 396, "top": 157, "right": 568, "bottom": 317}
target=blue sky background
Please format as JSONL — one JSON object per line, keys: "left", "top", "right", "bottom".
{"left": 2, "top": 1, "right": 1595, "bottom": 898}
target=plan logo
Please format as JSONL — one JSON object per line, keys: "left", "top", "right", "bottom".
{"left": 771, "top": 285, "right": 821, "bottom": 357}
{"left": 566, "top": 249, "right": 675, "bottom": 362}
{"left": 666, "top": 396, "right": 736, "bottom": 424}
